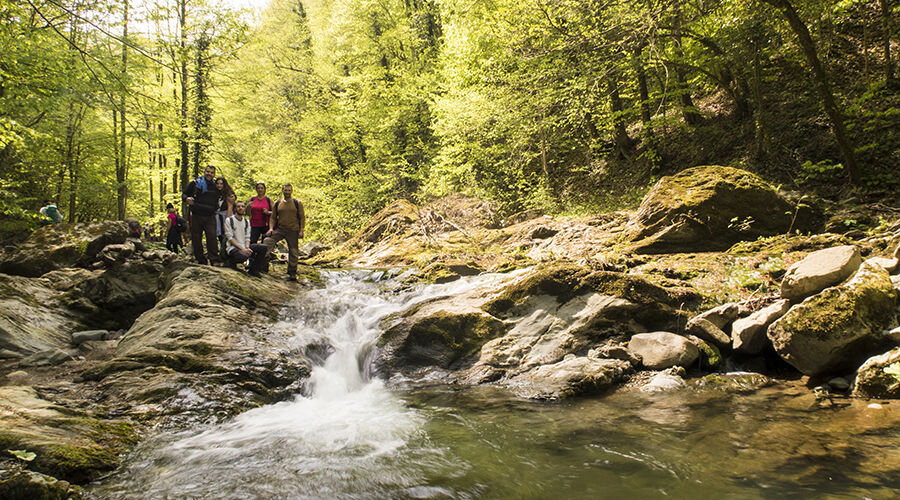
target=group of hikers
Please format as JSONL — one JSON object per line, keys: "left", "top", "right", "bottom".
{"left": 169, "top": 165, "right": 305, "bottom": 281}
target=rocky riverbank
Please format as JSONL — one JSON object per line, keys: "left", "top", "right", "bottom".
{"left": 1, "top": 165, "right": 899, "bottom": 497}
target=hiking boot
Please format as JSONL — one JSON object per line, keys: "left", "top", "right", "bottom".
{"left": 249, "top": 270, "right": 261, "bottom": 278}
{"left": 286, "top": 274, "right": 297, "bottom": 282}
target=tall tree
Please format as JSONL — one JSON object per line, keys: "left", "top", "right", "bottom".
{"left": 761, "top": 0, "right": 861, "bottom": 185}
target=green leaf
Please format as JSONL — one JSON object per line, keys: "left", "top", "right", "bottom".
{"left": 885, "top": 362, "right": 900, "bottom": 382}
{"left": 8, "top": 449, "right": 36, "bottom": 461}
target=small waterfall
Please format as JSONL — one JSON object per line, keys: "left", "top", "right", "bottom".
{"left": 90, "top": 269, "right": 518, "bottom": 499}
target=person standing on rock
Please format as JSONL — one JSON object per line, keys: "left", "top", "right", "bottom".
{"left": 182, "top": 165, "right": 222, "bottom": 265}
{"left": 225, "top": 201, "right": 267, "bottom": 277}
{"left": 246, "top": 182, "right": 273, "bottom": 245}
{"left": 263, "top": 183, "right": 305, "bottom": 281}
{"left": 166, "top": 203, "right": 186, "bottom": 254}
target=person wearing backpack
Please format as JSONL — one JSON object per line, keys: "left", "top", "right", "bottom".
{"left": 182, "top": 165, "right": 221, "bottom": 265}
{"left": 263, "top": 183, "right": 305, "bottom": 281}
{"left": 166, "top": 203, "right": 186, "bottom": 253}
{"left": 247, "top": 182, "right": 273, "bottom": 245}
{"left": 224, "top": 201, "right": 266, "bottom": 277}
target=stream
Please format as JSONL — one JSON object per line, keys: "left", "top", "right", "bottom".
{"left": 88, "top": 270, "right": 900, "bottom": 499}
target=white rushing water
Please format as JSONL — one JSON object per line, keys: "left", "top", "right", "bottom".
{"left": 91, "top": 269, "right": 521, "bottom": 499}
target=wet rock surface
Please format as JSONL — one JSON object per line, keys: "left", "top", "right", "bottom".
{"left": 0, "top": 222, "right": 127, "bottom": 277}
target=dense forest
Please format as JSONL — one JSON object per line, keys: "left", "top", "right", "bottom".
{"left": 1, "top": 0, "right": 898, "bottom": 241}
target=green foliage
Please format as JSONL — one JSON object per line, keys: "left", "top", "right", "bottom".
{"left": 8, "top": 449, "right": 37, "bottom": 462}
{"left": 885, "top": 362, "right": 900, "bottom": 382}
{"left": 797, "top": 160, "right": 844, "bottom": 185}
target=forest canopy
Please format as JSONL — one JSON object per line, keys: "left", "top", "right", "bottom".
{"left": 1, "top": 0, "right": 898, "bottom": 241}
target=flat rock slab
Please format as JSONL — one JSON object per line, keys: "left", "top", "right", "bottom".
{"left": 628, "top": 332, "right": 699, "bottom": 370}
{"left": 781, "top": 245, "right": 861, "bottom": 301}
{"left": 506, "top": 356, "right": 630, "bottom": 400}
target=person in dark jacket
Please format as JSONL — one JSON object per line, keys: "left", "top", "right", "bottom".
{"left": 182, "top": 165, "right": 222, "bottom": 265}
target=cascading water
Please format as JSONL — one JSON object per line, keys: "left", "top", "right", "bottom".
{"left": 88, "top": 269, "right": 900, "bottom": 499}
{"left": 89, "top": 269, "right": 519, "bottom": 499}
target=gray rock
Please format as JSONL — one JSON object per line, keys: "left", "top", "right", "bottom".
{"left": 589, "top": 345, "right": 641, "bottom": 365}
{"left": 641, "top": 370, "right": 686, "bottom": 392}
{"left": 3, "top": 370, "right": 29, "bottom": 384}
{"left": 852, "top": 347, "right": 900, "bottom": 399}
{"left": 0, "top": 273, "right": 83, "bottom": 358}
{"left": 0, "top": 349, "right": 23, "bottom": 359}
{"left": 0, "top": 221, "right": 128, "bottom": 277}
{"left": 628, "top": 332, "right": 699, "bottom": 370}
{"left": 300, "top": 241, "right": 330, "bottom": 259}
{"left": 507, "top": 356, "right": 630, "bottom": 400}
{"left": 78, "top": 340, "right": 118, "bottom": 351}
{"left": 866, "top": 256, "right": 899, "bottom": 274}
{"left": 780, "top": 245, "right": 861, "bottom": 301}
{"left": 23, "top": 348, "right": 77, "bottom": 366}
{"left": 731, "top": 299, "right": 791, "bottom": 354}
{"left": 768, "top": 262, "right": 899, "bottom": 376}
{"left": 687, "top": 302, "right": 740, "bottom": 330}
{"left": 71, "top": 329, "right": 109, "bottom": 345}
{"left": 827, "top": 377, "right": 851, "bottom": 391}
{"left": 686, "top": 317, "right": 731, "bottom": 349}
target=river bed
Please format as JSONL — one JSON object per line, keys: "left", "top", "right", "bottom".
{"left": 86, "top": 270, "right": 900, "bottom": 499}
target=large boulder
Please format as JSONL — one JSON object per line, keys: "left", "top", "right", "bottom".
{"left": 506, "top": 356, "right": 631, "bottom": 400}
{"left": 376, "top": 264, "right": 691, "bottom": 399}
{"left": 767, "top": 262, "right": 899, "bottom": 376}
{"left": 780, "top": 245, "right": 862, "bottom": 301}
{"left": 0, "top": 221, "right": 128, "bottom": 277}
{"left": 852, "top": 347, "right": 900, "bottom": 399}
{"left": 59, "top": 260, "right": 164, "bottom": 330}
{"left": 628, "top": 332, "right": 700, "bottom": 369}
{"left": 81, "top": 263, "right": 313, "bottom": 418}
{"left": 624, "top": 166, "right": 816, "bottom": 253}
{"left": 0, "top": 274, "right": 84, "bottom": 359}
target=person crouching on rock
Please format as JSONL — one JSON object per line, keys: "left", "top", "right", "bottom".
{"left": 263, "top": 183, "right": 305, "bottom": 282}
{"left": 225, "top": 201, "right": 267, "bottom": 277}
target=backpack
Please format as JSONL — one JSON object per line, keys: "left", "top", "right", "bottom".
{"left": 272, "top": 198, "right": 302, "bottom": 230}
{"left": 175, "top": 215, "right": 187, "bottom": 233}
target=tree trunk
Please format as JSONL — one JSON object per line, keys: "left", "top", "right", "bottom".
{"left": 159, "top": 123, "right": 166, "bottom": 211}
{"left": 117, "top": 0, "right": 129, "bottom": 219}
{"left": 632, "top": 45, "right": 653, "bottom": 137}
{"left": 179, "top": 0, "right": 190, "bottom": 188}
{"left": 753, "top": 25, "right": 766, "bottom": 160}
{"left": 882, "top": 0, "right": 895, "bottom": 84}
{"left": 608, "top": 75, "right": 634, "bottom": 159}
{"left": 672, "top": 9, "right": 703, "bottom": 127}
{"left": 762, "top": 0, "right": 861, "bottom": 185}
{"left": 192, "top": 30, "right": 212, "bottom": 177}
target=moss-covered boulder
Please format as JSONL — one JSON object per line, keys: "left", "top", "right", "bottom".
{"left": 0, "top": 222, "right": 127, "bottom": 277}
{"left": 0, "top": 386, "right": 138, "bottom": 485}
{"left": 767, "top": 262, "right": 899, "bottom": 376}
{"left": 853, "top": 347, "right": 900, "bottom": 399}
{"left": 624, "top": 166, "right": 816, "bottom": 253}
